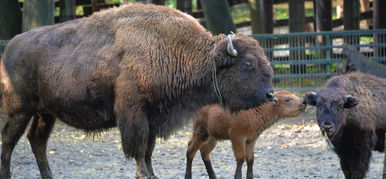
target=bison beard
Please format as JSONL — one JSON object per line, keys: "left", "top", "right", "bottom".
{"left": 0, "top": 4, "right": 273, "bottom": 179}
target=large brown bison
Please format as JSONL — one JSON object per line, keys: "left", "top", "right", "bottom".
{"left": 0, "top": 4, "right": 274, "bottom": 179}
{"left": 304, "top": 72, "right": 386, "bottom": 179}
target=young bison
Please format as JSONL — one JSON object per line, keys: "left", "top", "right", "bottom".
{"left": 185, "top": 90, "right": 307, "bottom": 179}
{"left": 0, "top": 4, "right": 274, "bottom": 179}
{"left": 304, "top": 72, "right": 386, "bottom": 179}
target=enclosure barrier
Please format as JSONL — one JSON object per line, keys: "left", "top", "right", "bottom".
{"left": 0, "top": 29, "right": 386, "bottom": 91}
{"left": 0, "top": 40, "right": 7, "bottom": 55}
{"left": 252, "top": 29, "right": 386, "bottom": 91}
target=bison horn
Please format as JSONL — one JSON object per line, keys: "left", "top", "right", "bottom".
{"left": 227, "top": 34, "right": 238, "bottom": 57}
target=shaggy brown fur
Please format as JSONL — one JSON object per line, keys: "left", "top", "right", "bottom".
{"left": 185, "top": 91, "right": 306, "bottom": 179}
{"left": 0, "top": 4, "right": 274, "bottom": 179}
{"left": 304, "top": 72, "right": 386, "bottom": 179}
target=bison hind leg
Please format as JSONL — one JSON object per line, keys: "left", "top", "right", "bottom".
{"left": 27, "top": 113, "right": 56, "bottom": 179}
{"left": 0, "top": 110, "right": 34, "bottom": 178}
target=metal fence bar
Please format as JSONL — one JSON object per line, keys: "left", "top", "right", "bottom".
{"left": 0, "top": 40, "right": 8, "bottom": 54}
{"left": 1, "top": 29, "right": 386, "bottom": 91}
{"left": 253, "top": 29, "right": 386, "bottom": 91}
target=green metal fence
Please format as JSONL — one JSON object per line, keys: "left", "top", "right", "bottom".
{"left": 252, "top": 29, "right": 386, "bottom": 91}
{"left": 0, "top": 40, "right": 7, "bottom": 55}
{"left": 1, "top": 29, "right": 386, "bottom": 91}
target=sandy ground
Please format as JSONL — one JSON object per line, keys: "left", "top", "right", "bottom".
{"left": 0, "top": 109, "right": 383, "bottom": 179}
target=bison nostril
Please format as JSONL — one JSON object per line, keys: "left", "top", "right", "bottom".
{"left": 265, "top": 92, "right": 275, "bottom": 103}
{"left": 321, "top": 121, "right": 335, "bottom": 130}
{"left": 266, "top": 92, "right": 274, "bottom": 99}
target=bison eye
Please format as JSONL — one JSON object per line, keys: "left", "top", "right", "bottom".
{"left": 244, "top": 61, "right": 252, "bottom": 67}
{"left": 285, "top": 98, "right": 293, "bottom": 103}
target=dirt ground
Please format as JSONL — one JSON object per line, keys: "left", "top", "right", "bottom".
{"left": 0, "top": 108, "right": 383, "bottom": 179}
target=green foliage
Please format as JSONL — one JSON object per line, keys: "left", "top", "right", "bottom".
{"left": 276, "top": 9, "right": 288, "bottom": 20}
{"left": 164, "top": 0, "right": 176, "bottom": 8}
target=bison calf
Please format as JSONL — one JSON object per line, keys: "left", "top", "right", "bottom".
{"left": 304, "top": 72, "right": 386, "bottom": 179}
{"left": 185, "top": 90, "right": 306, "bottom": 179}
{"left": 0, "top": 4, "right": 274, "bottom": 179}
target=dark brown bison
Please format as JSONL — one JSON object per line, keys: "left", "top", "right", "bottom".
{"left": 0, "top": 4, "right": 274, "bottom": 179}
{"left": 304, "top": 72, "right": 386, "bottom": 179}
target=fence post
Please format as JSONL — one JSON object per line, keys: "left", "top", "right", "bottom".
{"left": 22, "top": 0, "right": 55, "bottom": 31}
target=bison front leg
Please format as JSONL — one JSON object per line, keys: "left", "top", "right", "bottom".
{"left": 145, "top": 131, "right": 158, "bottom": 179}
{"left": 350, "top": 145, "right": 371, "bottom": 179}
{"left": 340, "top": 160, "right": 352, "bottom": 179}
{"left": 116, "top": 106, "right": 151, "bottom": 179}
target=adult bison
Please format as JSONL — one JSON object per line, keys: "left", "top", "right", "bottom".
{"left": 0, "top": 3, "right": 274, "bottom": 179}
{"left": 304, "top": 72, "right": 386, "bottom": 179}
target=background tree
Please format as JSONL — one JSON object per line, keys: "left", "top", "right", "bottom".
{"left": 60, "top": 0, "right": 76, "bottom": 22}
{"left": 23, "top": 0, "right": 55, "bottom": 31}
{"left": 249, "top": 0, "right": 273, "bottom": 34}
{"left": 0, "top": 0, "right": 22, "bottom": 39}
{"left": 199, "top": 0, "right": 236, "bottom": 35}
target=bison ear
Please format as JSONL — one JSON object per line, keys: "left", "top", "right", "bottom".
{"left": 214, "top": 35, "right": 239, "bottom": 68}
{"left": 344, "top": 95, "right": 359, "bottom": 108}
{"left": 303, "top": 92, "right": 317, "bottom": 106}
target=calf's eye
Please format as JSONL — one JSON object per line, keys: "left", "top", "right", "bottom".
{"left": 245, "top": 61, "right": 252, "bottom": 67}
{"left": 285, "top": 98, "right": 293, "bottom": 103}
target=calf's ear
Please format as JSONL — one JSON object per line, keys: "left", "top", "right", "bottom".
{"left": 344, "top": 95, "right": 359, "bottom": 108}
{"left": 303, "top": 92, "right": 317, "bottom": 106}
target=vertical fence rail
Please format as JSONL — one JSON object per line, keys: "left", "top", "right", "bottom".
{"left": 252, "top": 29, "right": 386, "bottom": 91}
{"left": 0, "top": 40, "right": 8, "bottom": 55}
{"left": 0, "top": 30, "right": 386, "bottom": 92}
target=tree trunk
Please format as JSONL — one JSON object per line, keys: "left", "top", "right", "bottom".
{"left": 289, "top": 0, "right": 306, "bottom": 75}
{"left": 0, "top": 0, "right": 22, "bottom": 39}
{"left": 23, "top": 0, "right": 55, "bottom": 31}
{"left": 263, "top": 0, "right": 273, "bottom": 34}
{"left": 315, "top": 0, "right": 332, "bottom": 32}
{"left": 60, "top": 0, "right": 76, "bottom": 22}
{"left": 177, "top": 0, "right": 192, "bottom": 14}
{"left": 289, "top": 0, "right": 305, "bottom": 33}
{"left": 249, "top": 0, "right": 273, "bottom": 34}
{"left": 343, "top": 0, "right": 360, "bottom": 30}
{"left": 373, "top": 0, "right": 386, "bottom": 57}
{"left": 249, "top": 0, "right": 264, "bottom": 34}
{"left": 373, "top": 0, "right": 386, "bottom": 29}
{"left": 199, "top": 0, "right": 236, "bottom": 35}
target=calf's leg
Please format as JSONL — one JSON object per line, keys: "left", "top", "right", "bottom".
{"left": 27, "top": 113, "right": 56, "bottom": 179}
{"left": 200, "top": 137, "right": 218, "bottom": 179}
{"left": 246, "top": 140, "right": 256, "bottom": 179}
{"left": 230, "top": 136, "right": 247, "bottom": 179}
{"left": 185, "top": 135, "right": 207, "bottom": 179}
